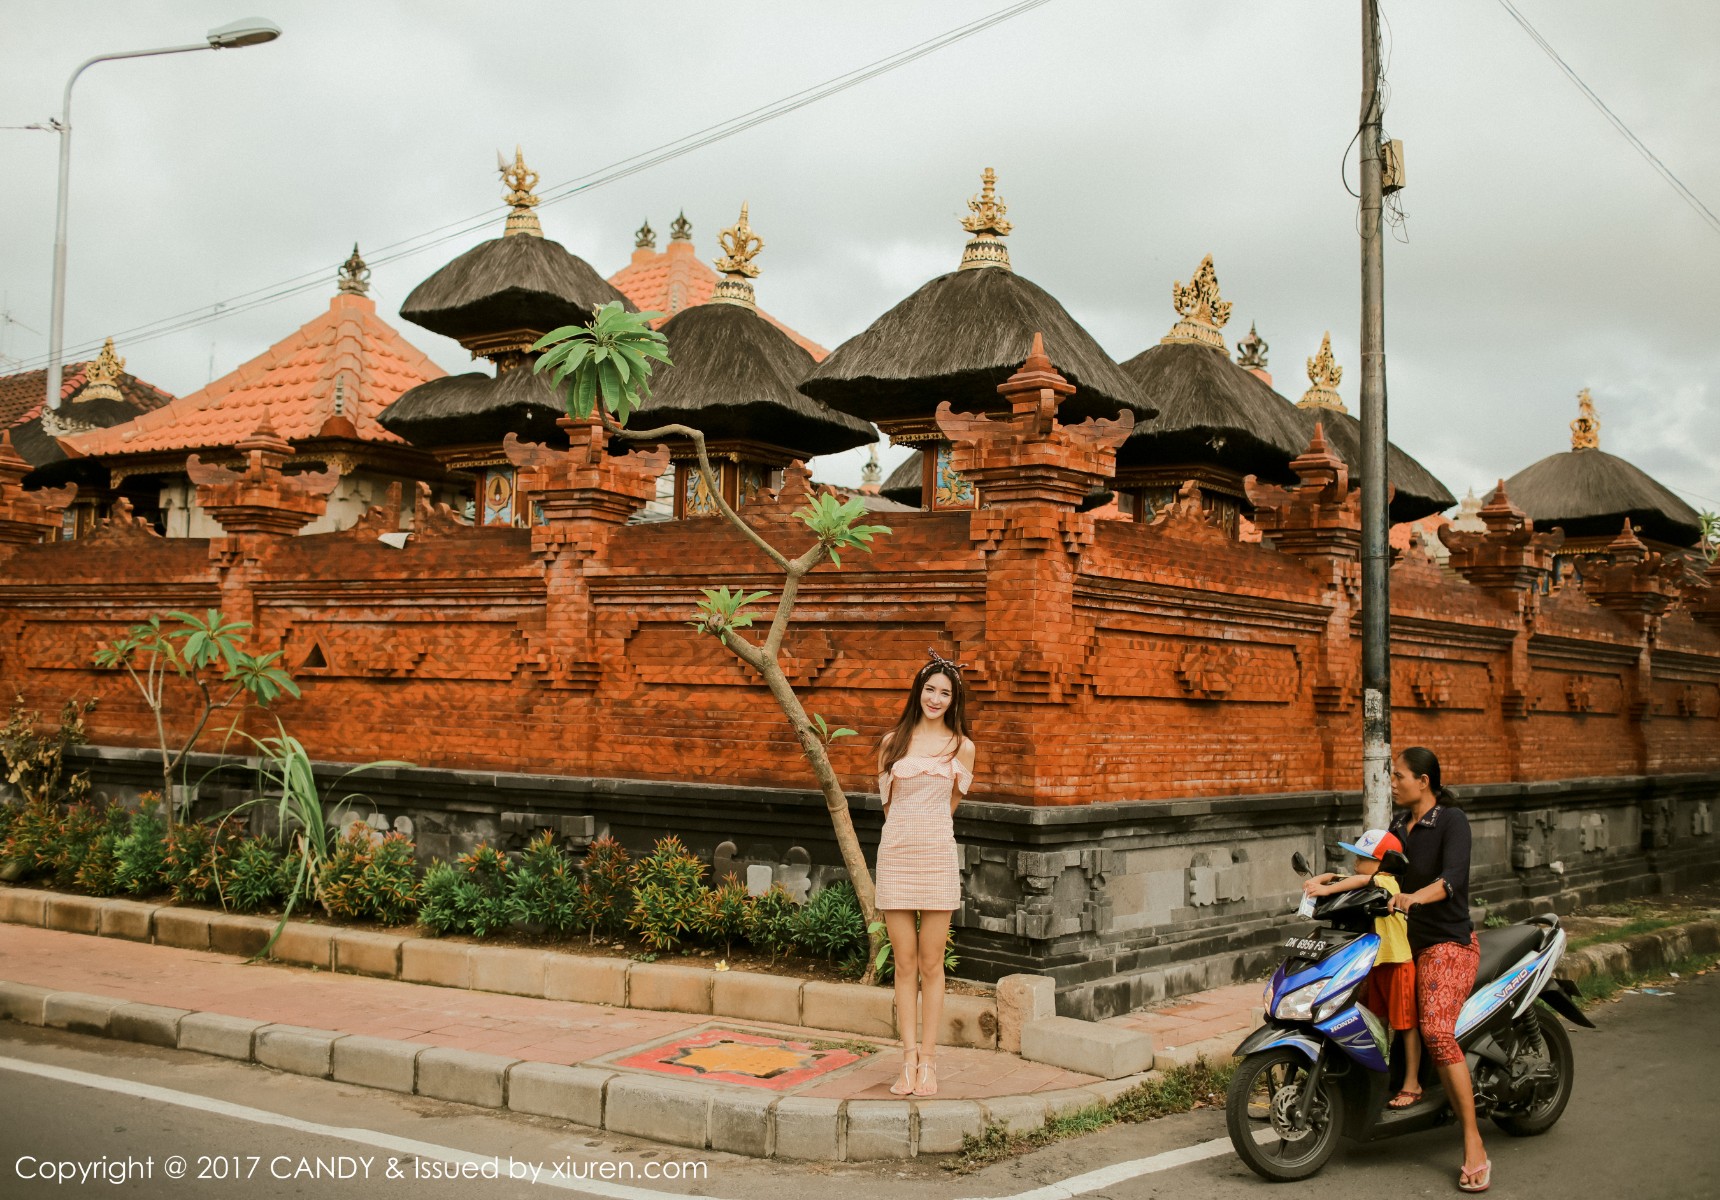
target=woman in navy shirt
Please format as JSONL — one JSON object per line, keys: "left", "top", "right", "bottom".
{"left": 1388, "top": 746, "right": 1490, "bottom": 1193}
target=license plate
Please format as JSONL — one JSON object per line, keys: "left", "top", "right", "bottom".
{"left": 1282, "top": 934, "right": 1331, "bottom": 957}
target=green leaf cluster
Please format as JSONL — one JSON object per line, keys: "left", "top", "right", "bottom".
{"left": 701, "top": 875, "right": 753, "bottom": 957}
{"left": 509, "top": 831, "right": 583, "bottom": 935}
{"left": 745, "top": 885, "right": 800, "bottom": 966}
{"left": 809, "top": 712, "right": 857, "bottom": 745}
{"left": 794, "top": 494, "right": 890, "bottom": 567}
{"left": 1, "top": 696, "right": 95, "bottom": 808}
{"left": 533, "top": 302, "right": 670, "bottom": 425}
{"left": 574, "top": 835, "right": 633, "bottom": 942}
{"left": 224, "top": 837, "right": 288, "bottom": 913}
{"left": 627, "top": 835, "right": 709, "bottom": 951}
{"left": 94, "top": 610, "right": 300, "bottom": 708}
{"left": 112, "top": 797, "right": 167, "bottom": 895}
{"left": 690, "top": 586, "right": 772, "bottom": 638}
{"left": 420, "top": 843, "right": 513, "bottom": 937}
{"left": 792, "top": 879, "right": 866, "bottom": 962}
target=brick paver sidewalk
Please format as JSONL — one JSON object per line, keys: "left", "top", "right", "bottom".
{"left": 0, "top": 924, "right": 1102, "bottom": 1102}
{"left": 1102, "top": 983, "right": 1263, "bottom": 1063}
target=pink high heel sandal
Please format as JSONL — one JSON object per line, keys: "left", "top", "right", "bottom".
{"left": 889, "top": 1047, "right": 919, "bottom": 1097}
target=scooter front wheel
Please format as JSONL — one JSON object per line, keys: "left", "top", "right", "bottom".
{"left": 1226, "top": 1048, "right": 1345, "bottom": 1182}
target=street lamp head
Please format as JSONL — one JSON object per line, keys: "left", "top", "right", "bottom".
{"left": 206, "top": 18, "right": 282, "bottom": 49}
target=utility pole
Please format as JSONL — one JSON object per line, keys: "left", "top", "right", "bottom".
{"left": 1359, "top": 0, "right": 1392, "bottom": 830}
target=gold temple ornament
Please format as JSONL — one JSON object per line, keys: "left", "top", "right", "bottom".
{"left": 80, "top": 338, "right": 126, "bottom": 404}
{"left": 958, "top": 167, "right": 1013, "bottom": 271}
{"left": 1570, "top": 388, "right": 1600, "bottom": 451}
{"left": 1298, "top": 332, "right": 1347, "bottom": 413}
{"left": 498, "top": 146, "right": 542, "bottom": 238}
{"left": 337, "top": 244, "right": 371, "bottom": 296}
{"left": 711, "top": 203, "right": 764, "bottom": 309}
{"left": 1159, "top": 254, "right": 1232, "bottom": 354}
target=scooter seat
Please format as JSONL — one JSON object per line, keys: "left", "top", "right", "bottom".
{"left": 1474, "top": 924, "right": 1544, "bottom": 988}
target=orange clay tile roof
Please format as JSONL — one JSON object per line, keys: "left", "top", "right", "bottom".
{"left": 66, "top": 292, "right": 446, "bottom": 459}
{"left": 0, "top": 361, "right": 173, "bottom": 430}
{"left": 608, "top": 240, "right": 828, "bottom": 361}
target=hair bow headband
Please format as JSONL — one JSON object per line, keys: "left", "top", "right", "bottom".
{"left": 926, "top": 646, "right": 969, "bottom": 674}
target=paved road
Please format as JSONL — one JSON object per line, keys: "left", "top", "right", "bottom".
{"left": 2, "top": 969, "right": 1714, "bottom": 1199}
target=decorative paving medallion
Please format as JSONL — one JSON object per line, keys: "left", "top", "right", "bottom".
{"left": 615, "top": 1027, "right": 865, "bottom": 1091}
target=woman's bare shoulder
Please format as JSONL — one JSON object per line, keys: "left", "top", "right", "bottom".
{"left": 956, "top": 736, "right": 976, "bottom": 765}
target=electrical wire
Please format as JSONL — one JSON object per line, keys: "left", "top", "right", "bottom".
{"left": 15, "top": 0, "right": 1053, "bottom": 371}
{"left": 1495, "top": 0, "right": 1720, "bottom": 238}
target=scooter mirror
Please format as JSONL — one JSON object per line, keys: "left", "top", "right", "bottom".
{"left": 1291, "top": 851, "right": 1311, "bottom": 878}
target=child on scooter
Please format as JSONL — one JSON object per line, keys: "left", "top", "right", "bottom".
{"left": 1304, "top": 829, "right": 1424, "bottom": 1109}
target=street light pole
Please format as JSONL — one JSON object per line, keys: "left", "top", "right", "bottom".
{"left": 1359, "top": 0, "right": 1392, "bottom": 830}
{"left": 43, "top": 19, "right": 280, "bottom": 413}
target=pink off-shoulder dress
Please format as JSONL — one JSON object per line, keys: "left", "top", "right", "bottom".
{"left": 874, "top": 754, "right": 972, "bottom": 912}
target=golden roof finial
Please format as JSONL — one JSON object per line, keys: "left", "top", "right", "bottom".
{"left": 337, "top": 243, "right": 371, "bottom": 295}
{"left": 958, "top": 167, "right": 1013, "bottom": 271}
{"left": 80, "top": 337, "right": 126, "bottom": 403}
{"left": 1571, "top": 387, "right": 1600, "bottom": 451}
{"left": 1298, "top": 332, "right": 1347, "bottom": 412}
{"left": 635, "top": 219, "right": 656, "bottom": 250}
{"left": 669, "top": 211, "right": 693, "bottom": 242}
{"left": 1235, "top": 322, "right": 1269, "bottom": 369}
{"left": 711, "top": 203, "right": 763, "bottom": 309}
{"left": 498, "top": 145, "right": 542, "bottom": 238}
{"left": 1159, "top": 254, "right": 1232, "bottom": 354}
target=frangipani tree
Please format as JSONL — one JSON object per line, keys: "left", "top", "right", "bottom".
{"left": 534, "top": 303, "right": 892, "bottom": 977}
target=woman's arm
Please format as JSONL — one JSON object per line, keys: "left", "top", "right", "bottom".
{"left": 1391, "top": 810, "right": 1471, "bottom": 913}
{"left": 950, "top": 737, "right": 976, "bottom": 815}
{"left": 878, "top": 732, "right": 894, "bottom": 813}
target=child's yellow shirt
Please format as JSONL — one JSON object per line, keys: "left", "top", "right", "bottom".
{"left": 1373, "top": 874, "right": 1412, "bottom": 964}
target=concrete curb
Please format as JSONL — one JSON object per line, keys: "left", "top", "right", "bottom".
{"left": 0, "top": 976, "right": 1157, "bottom": 1161}
{"left": 1555, "top": 917, "right": 1720, "bottom": 985}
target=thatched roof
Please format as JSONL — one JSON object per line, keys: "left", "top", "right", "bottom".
{"left": 881, "top": 451, "right": 922, "bottom": 506}
{"left": 378, "top": 366, "right": 568, "bottom": 448}
{"left": 1294, "top": 407, "right": 1456, "bottom": 524}
{"left": 799, "top": 267, "right": 1153, "bottom": 425}
{"left": 1116, "top": 342, "right": 1310, "bottom": 482}
{"left": 631, "top": 303, "right": 874, "bottom": 456}
{"left": 400, "top": 235, "right": 634, "bottom": 342}
{"left": 1505, "top": 448, "right": 1700, "bottom": 547}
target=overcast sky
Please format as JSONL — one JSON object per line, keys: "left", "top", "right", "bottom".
{"left": 2, "top": 1, "right": 1716, "bottom": 512}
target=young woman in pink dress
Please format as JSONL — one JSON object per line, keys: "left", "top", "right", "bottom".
{"left": 875, "top": 650, "right": 975, "bottom": 1099}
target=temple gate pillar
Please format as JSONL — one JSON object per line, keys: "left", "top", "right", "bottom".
{"left": 936, "top": 333, "right": 1133, "bottom": 800}
{"left": 0, "top": 431, "right": 76, "bottom": 549}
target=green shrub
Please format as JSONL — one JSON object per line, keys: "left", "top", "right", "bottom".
{"left": 224, "top": 837, "right": 286, "bottom": 912}
{"left": 417, "top": 844, "right": 512, "bottom": 937}
{"left": 864, "top": 919, "right": 960, "bottom": 983}
{"left": 511, "top": 832, "right": 580, "bottom": 935}
{"left": 574, "top": 835, "right": 632, "bottom": 942}
{"left": 49, "top": 801, "right": 106, "bottom": 888}
{"left": 627, "top": 836, "right": 710, "bottom": 951}
{"left": 361, "top": 833, "right": 421, "bottom": 925}
{"left": 793, "top": 880, "right": 866, "bottom": 962}
{"left": 2, "top": 795, "right": 61, "bottom": 878}
{"left": 745, "top": 884, "right": 800, "bottom": 966}
{"left": 161, "top": 819, "right": 236, "bottom": 905}
{"left": 701, "top": 875, "right": 753, "bottom": 957}
{"left": 1, "top": 696, "right": 95, "bottom": 807}
{"left": 0, "top": 801, "right": 17, "bottom": 852}
{"left": 317, "top": 825, "right": 375, "bottom": 920}
{"left": 113, "top": 797, "right": 167, "bottom": 895}
{"left": 72, "top": 803, "right": 131, "bottom": 896}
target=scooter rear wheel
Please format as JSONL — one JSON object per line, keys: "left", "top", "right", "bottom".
{"left": 1226, "top": 1048, "right": 1345, "bottom": 1182}
{"left": 1493, "top": 1005, "right": 1574, "bottom": 1137}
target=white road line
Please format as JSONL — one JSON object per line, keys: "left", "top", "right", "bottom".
{"left": 955, "top": 1135, "right": 1233, "bottom": 1200}
{"left": 2, "top": 1054, "right": 1236, "bottom": 1200}
{"left": 0, "top": 1056, "right": 686, "bottom": 1199}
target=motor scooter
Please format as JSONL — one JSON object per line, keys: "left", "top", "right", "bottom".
{"left": 1225, "top": 850, "right": 1594, "bottom": 1182}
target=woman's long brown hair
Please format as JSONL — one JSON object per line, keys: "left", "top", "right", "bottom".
{"left": 879, "top": 660, "right": 969, "bottom": 775}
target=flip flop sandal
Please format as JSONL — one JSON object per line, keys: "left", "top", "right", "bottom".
{"left": 1388, "top": 1089, "right": 1423, "bottom": 1109}
{"left": 1458, "top": 1159, "right": 1492, "bottom": 1193}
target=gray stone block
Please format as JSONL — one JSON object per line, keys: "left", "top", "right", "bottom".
{"left": 254, "top": 1024, "right": 340, "bottom": 1078}
{"left": 914, "top": 1099, "right": 985, "bottom": 1155}
{"left": 109, "top": 1002, "right": 188, "bottom": 1048}
{"left": 331, "top": 1035, "right": 420, "bottom": 1094}
{"left": 43, "top": 991, "right": 125, "bottom": 1036}
{"left": 996, "top": 973, "right": 1056, "bottom": 1054}
{"left": 400, "top": 939, "right": 469, "bottom": 987}
{"left": 153, "top": 908, "right": 212, "bottom": 951}
{"left": 844, "top": 1099, "right": 913, "bottom": 1160}
{"left": 506, "top": 1063, "right": 611, "bottom": 1128}
{"left": 772, "top": 1096, "right": 842, "bottom": 1161}
{"left": 470, "top": 946, "right": 548, "bottom": 998}
{"left": 178, "top": 1012, "right": 266, "bottom": 1060}
{"left": 939, "top": 994, "right": 998, "bottom": 1050}
{"left": 97, "top": 899, "right": 156, "bottom": 941}
{"left": 980, "top": 1094, "right": 1047, "bottom": 1136}
{"left": 707, "top": 1090, "right": 775, "bottom": 1158}
{"left": 0, "top": 887, "right": 48, "bottom": 927}
{"left": 416, "top": 1047, "right": 516, "bottom": 1108}
{"left": 206, "top": 913, "right": 276, "bottom": 958}
{"left": 269, "top": 923, "right": 333, "bottom": 970}
{"left": 1020, "top": 1015, "right": 1155, "bottom": 1079}
{"left": 802, "top": 981, "right": 894, "bottom": 1038}
{"left": 603, "top": 1076, "right": 710, "bottom": 1150}
{"left": 626, "top": 962, "right": 712, "bottom": 1014}
{"left": 544, "top": 955, "right": 627, "bottom": 1006}
{"left": 336, "top": 930, "right": 405, "bottom": 978}
{"left": 712, "top": 970, "right": 802, "bottom": 1026}
{"left": 45, "top": 894, "right": 104, "bottom": 935}
{"left": 1039, "top": 1087, "right": 1106, "bottom": 1119}
{"left": 0, "top": 981, "right": 53, "bottom": 1025}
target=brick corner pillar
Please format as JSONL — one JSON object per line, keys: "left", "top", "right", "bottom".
{"left": 505, "top": 418, "right": 669, "bottom": 695}
{"left": 0, "top": 430, "right": 77, "bottom": 549}
{"left": 936, "top": 333, "right": 1133, "bottom": 801}
{"left": 1693, "top": 555, "right": 1720, "bottom": 632}
{"left": 1248, "top": 423, "right": 1364, "bottom": 777}
{"left": 190, "top": 417, "right": 340, "bottom": 553}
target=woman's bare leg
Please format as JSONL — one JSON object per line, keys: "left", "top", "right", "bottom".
{"left": 915, "top": 910, "right": 952, "bottom": 1061}
{"left": 1435, "top": 1056, "right": 1487, "bottom": 1173}
{"left": 884, "top": 910, "right": 923, "bottom": 1049}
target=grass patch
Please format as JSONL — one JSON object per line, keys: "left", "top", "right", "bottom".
{"left": 1569, "top": 914, "right": 1710, "bottom": 951}
{"left": 1574, "top": 951, "right": 1719, "bottom": 1008}
{"left": 808, "top": 1037, "right": 878, "bottom": 1057}
{"left": 946, "top": 1057, "right": 1235, "bottom": 1173}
